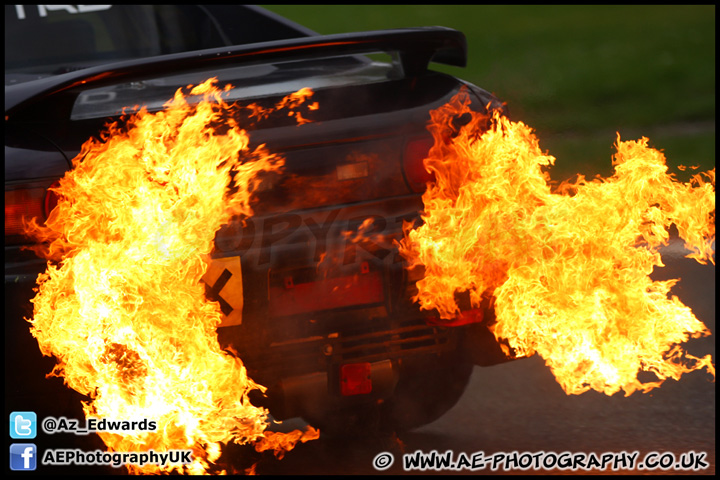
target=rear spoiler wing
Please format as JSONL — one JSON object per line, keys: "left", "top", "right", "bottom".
{"left": 5, "top": 27, "right": 466, "bottom": 116}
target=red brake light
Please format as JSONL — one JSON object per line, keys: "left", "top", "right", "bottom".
{"left": 403, "top": 135, "right": 436, "bottom": 192}
{"left": 4, "top": 188, "right": 45, "bottom": 237}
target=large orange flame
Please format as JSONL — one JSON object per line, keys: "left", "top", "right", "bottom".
{"left": 24, "top": 78, "right": 317, "bottom": 473}
{"left": 399, "top": 90, "right": 715, "bottom": 396}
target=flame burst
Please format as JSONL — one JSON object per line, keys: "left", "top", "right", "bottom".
{"left": 25, "top": 79, "right": 317, "bottom": 473}
{"left": 399, "top": 90, "right": 715, "bottom": 396}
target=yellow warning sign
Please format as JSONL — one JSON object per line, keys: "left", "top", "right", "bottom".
{"left": 202, "top": 256, "right": 243, "bottom": 327}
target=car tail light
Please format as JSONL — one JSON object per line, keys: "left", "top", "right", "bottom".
{"left": 403, "top": 134, "right": 436, "bottom": 192}
{"left": 5, "top": 188, "right": 45, "bottom": 237}
{"left": 5, "top": 182, "right": 60, "bottom": 239}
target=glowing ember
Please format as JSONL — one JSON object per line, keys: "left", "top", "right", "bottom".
{"left": 399, "top": 89, "right": 715, "bottom": 396}
{"left": 24, "top": 78, "right": 316, "bottom": 473}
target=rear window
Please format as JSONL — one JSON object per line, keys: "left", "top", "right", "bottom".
{"left": 5, "top": 5, "right": 230, "bottom": 74}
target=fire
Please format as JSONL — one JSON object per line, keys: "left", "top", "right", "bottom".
{"left": 24, "top": 79, "right": 316, "bottom": 473}
{"left": 399, "top": 90, "right": 715, "bottom": 396}
{"left": 245, "top": 86, "right": 316, "bottom": 125}
{"left": 253, "top": 425, "right": 321, "bottom": 460}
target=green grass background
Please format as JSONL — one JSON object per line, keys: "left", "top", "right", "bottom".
{"left": 263, "top": 5, "right": 715, "bottom": 182}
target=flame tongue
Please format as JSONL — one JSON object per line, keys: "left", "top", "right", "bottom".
{"left": 26, "top": 79, "right": 295, "bottom": 473}
{"left": 400, "top": 90, "right": 715, "bottom": 396}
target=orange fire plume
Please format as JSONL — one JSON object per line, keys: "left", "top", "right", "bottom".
{"left": 399, "top": 90, "right": 715, "bottom": 397}
{"left": 24, "top": 79, "right": 317, "bottom": 473}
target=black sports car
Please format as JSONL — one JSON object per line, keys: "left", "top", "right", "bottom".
{"left": 5, "top": 5, "right": 516, "bottom": 436}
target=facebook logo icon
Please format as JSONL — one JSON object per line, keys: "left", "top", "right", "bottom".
{"left": 10, "top": 444, "right": 37, "bottom": 471}
{"left": 10, "top": 411, "right": 37, "bottom": 439}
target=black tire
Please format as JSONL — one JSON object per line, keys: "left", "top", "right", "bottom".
{"left": 383, "top": 353, "right": 474, "bottom": 432}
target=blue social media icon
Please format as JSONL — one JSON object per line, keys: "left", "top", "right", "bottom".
{"left": 10, "top": 412, "right": 37, "bottom": 439}
{"left": 10, "top": 443, "right": 37, "bottom": 471}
